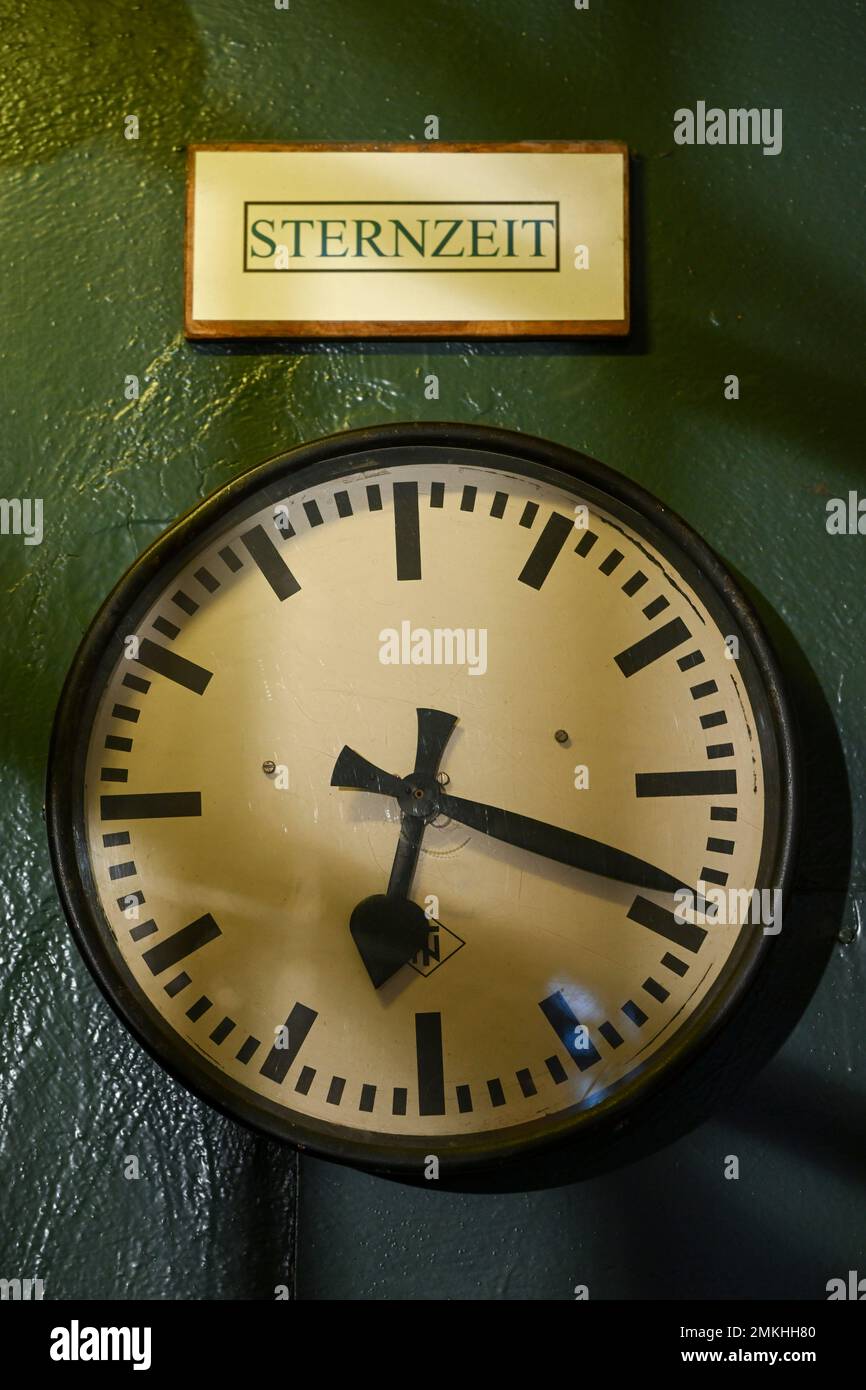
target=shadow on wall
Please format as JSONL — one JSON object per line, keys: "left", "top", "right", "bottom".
{"left": 432, "top": 607, "right": 852, "bottom": 1195}
{"left": 0, "top": 0, "right": 205, "bottom": 167}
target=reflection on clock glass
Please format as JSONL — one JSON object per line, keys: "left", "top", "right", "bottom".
{"left": 68, "top": 438, "right": 787, "bottom": 1166}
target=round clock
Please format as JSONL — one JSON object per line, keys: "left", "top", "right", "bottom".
{"left": 47, "top": 424, "right": 797, "bottom": 1174}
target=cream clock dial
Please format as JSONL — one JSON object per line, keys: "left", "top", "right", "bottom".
{"left": 48, "top": 425, "right": 796, "bottom": 1172}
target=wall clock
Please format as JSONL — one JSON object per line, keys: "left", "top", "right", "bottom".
{"left": 47, "top": 424, "right": 797, "bottom": 1174}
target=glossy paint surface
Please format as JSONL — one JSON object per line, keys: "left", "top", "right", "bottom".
{"left": 1, "top": 0, "right": 862, "bottom": 1299}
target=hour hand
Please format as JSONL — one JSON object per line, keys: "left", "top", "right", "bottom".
{"left": 334, "top": 711, "right": 459, "bottom": 989}
{"left": 350, "top": 816, "right": 430, "bottom": 988}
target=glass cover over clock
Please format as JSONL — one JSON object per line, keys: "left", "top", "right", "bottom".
{"left": 48, "top": 424, "right": 796, "bottom": 1172}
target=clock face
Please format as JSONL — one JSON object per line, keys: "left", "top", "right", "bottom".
{"left": 48, "top": 425, "right": 796, "bottom": 1173}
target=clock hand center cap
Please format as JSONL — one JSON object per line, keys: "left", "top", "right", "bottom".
{"left": 397, "top": 774, "right": 441, "bottom": 821}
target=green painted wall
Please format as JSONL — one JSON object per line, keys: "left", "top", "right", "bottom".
{"left": 1, "top": 0, "right": 862, "bottom": 1300}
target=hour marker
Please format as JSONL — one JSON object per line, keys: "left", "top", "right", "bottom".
{"left": 393, "top": 480, "right": 422, "bottom": 580}
{"left": 122, "top": 673, "right": 150, "bottom": 694}
{"left": 599, "top": 1020, "right": 623, "bottom": 1049}
{"left": 456, "top": 1084, "right": 473, "bottom": 1113}
{"left": 678, "top": 650, "right": 705, "bottom": 671}
{"left": 295, "top": 1065, "right": 316, "bottom": 1095}
{"left": 153, "top": 616, "right": 180, "bottom": 640}
{"left": 628, "top": 895, "right": 707, "bottom": 953}
{"left": 661, "top": 953, "right": 688, "bottom": 977}
{"left": 615, "top": 617, "right": 691, "bottom": 676}
{"left": 137, "top": 639, "right": 213, "bottom": 695}
{"left": 622, "top": 999, "right": 647, "bottom": 1027}
{"left": 219, "top": 546, "right": 242, "bottom": 572}
{"left": 236, "top": 1036, "right": 260, "bottom": 1065}
{"left": 599, "top": 548, "right": 623, "bottom": 575}
{"left": 194, "top": 566, "right": 220, "bottom": 592}
{"left": 691, "top": 679, "right": 718, "bottom": 699}
{"left": 303, "top": 499, "right": 323, "bottom": 527}
{"left": 519, "top": 501, "right": 538, "bottom": 528}
{"left": 101, "top": 768, "right": 128, "bottom": 783}
{"left": 359, "top": 1083, "right": 376, "bottom": 1112}
{"left": 366, "top": 483, "right": 382, "bottom": 511}
{"left": 707, "top": 837, "right": 735, "bottom": 854}
{"left": 460, "top": 484, "right": 477, "bottom": 512}
{"left": 129, "top": 919, "right": 157, "bottom": 942}
{"left": 574, "top": 529, "right": 597, "bottom": 556}
{"left": 711, "top": 805, "right": 737, "bottom": 821}
{"left": 635, "top": 770, "right": 738, "bottom": 797}
{"left": 102, "top": 831, "right": 130, "bottom": 847}
{"left": 172, "top": 590, "right": 198, "bottom": 616}
{"left": 186, "top": 996, "right": 211, "bottom": 1022}
{"left": 490, "top": 491, "right": 508, "bottom": 518}
{"left": 164, "top": 972, "right": 190, "bottom": 997}
{"left": 516, "top": 1068, "right": 537, "bottom": 1098}
{"left": 429, "top": 481, "right": 444, "bottom": 508}
{"left": 109, "top": 861, "right": 136, "bottom": 880}
{"left": 326, "top": 1076, "right": 346, "bottom": 1105}
{"left": 415, "top": 1012, "right": 445, "bottom": 1115}
{"left": 518, "top": 512, "right": 573, "bottom": 590}
{"left": 104, "top": 735, "right": 132, "bottom": 753}
{"left": 707, "top": 743, "right": 735, "bottom": 759}
{"left": 112, "top": 703, "right": 140, "bottom": 723}
{"left": 240, "top": 524, "right": 301, "bottom": 600}
{"left": 539, "top": 990, "right": 601, "bottom": 1070}
{"left": 643, "top": 977, "right": 669, "bottom": 1003}
{"left": 700, "top": 867, "right": 728, "bottom": 886}
{"left": 622, "top": 570, "right": 648, "bottom": 596}
{"left": 642, "top": 595, "right": 669, "bottom": 620}
{"left": 392, "top": 1087, "right": 408, "bottom": 1116}
{"left": 117, "top": 889, "right": 144, "bottom": 910}
{"left": 334, "top": 490, "right": 353, "bottom": 518}
{"left": 142, "top": 913, "right": 221, "bottom": 975}
{"left": 210, "top": 1017, "right": 236, "bottom": 1045}
{"left": 259, "top": 1002, "right": 318, "bottom": 1084}
{"left": 101, "top": 792, "right": 202, "bottom": 820}
{"left": 487, "top": 1079, "right": 506, "bottom": 1107}
{"left": 545, "top": 1056, "right": 567, "bottom": 1084}
{"left": 700, "top": 710, "right": 727, "bottom": 729}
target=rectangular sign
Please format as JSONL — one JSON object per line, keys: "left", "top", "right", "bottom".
{"left": 185, "top": 142, "right": 629, "bottom": 338}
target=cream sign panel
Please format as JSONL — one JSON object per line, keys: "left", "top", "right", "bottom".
{"left": 185, "top": 143, "right": 629, "bottom": 337}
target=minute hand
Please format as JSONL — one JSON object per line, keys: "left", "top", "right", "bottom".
{"left": 436, "top": 791, "right": 683, "bottom": 894}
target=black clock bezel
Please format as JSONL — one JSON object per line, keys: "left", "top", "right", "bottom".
{"left": 46, "top": 423, "right": 799, "bottom": 1175}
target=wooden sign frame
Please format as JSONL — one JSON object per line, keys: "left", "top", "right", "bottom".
{"left": 184, "top": 141, "right": 630, "bottom": 340}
